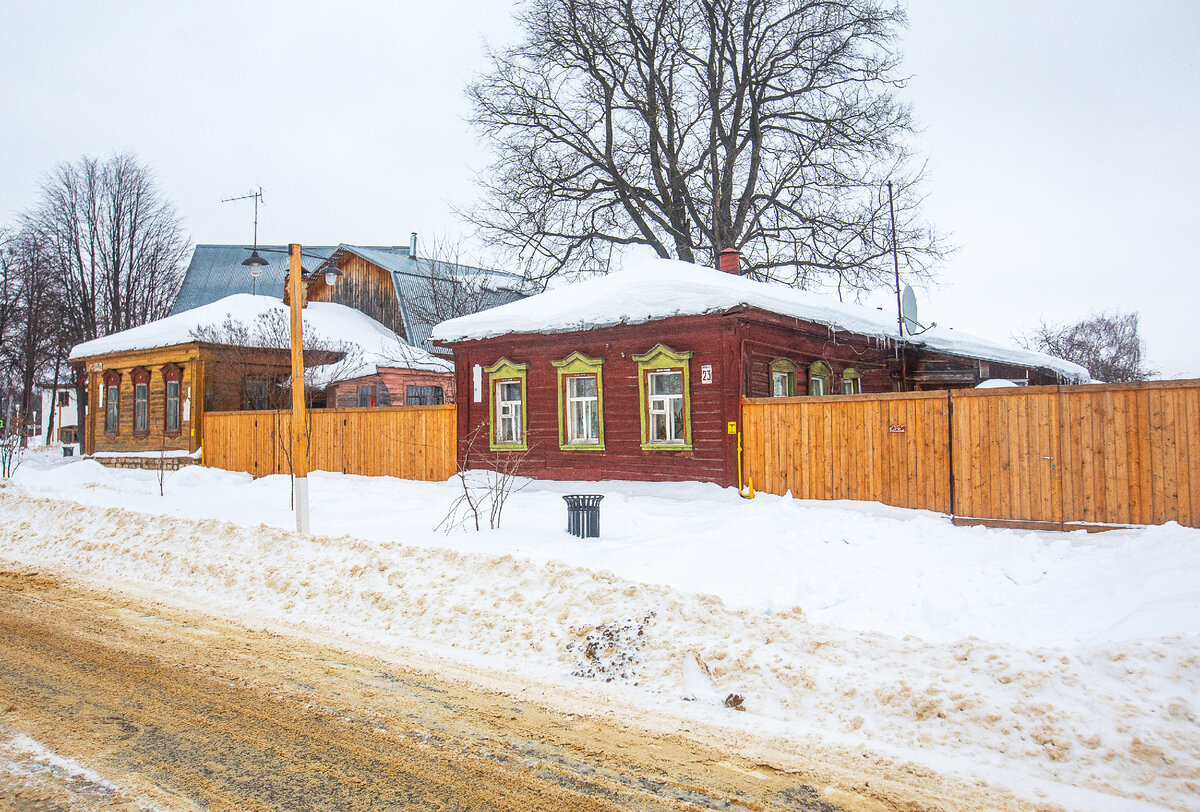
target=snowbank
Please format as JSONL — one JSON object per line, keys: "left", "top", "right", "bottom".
{"left": 432, "top": 259, "right": 1090, "bottom": 382}
{"left": 4, "top": 453, "right": 1197, "bottom": 809}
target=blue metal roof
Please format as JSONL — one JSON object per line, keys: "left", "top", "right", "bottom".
{"left": 170, "top": 245, "right": 339, "bottom": 315}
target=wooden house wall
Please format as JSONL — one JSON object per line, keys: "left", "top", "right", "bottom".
{"left": 308, "top": 253, "right": 406, "bottom": 338}
{"left": 451, "top": 318, "right": 742, "bottom": 486}
{"left": 737, "top": 317, "right": 898, "bottom": 396}
{"left": 86, "top": 350, "right": 198, "bottom": 455}
{"left": 329, "top": 368, "right": 456, "bottom": 409}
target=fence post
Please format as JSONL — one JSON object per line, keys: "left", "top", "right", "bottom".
{"left": 947, "top": 390, "right": 955, "bottom": 519}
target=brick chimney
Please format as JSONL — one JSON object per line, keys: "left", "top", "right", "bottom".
{"left": 718, "top": 247, "right": 742, "bottom": 275}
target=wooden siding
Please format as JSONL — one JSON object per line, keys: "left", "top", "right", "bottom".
{"left": 202, "top": 405, "right": 457, "bottom": 481}
{"left": 742, "top": 380, "right": 1200, "bottom": 528}
{"left": 450, "top": 318, "right": 742, "bottom": 485}
{"left": 308, "top": 253, "right": 406, "bottom": 338}
{"left": 328, "top": 368, "right": 456, "bottom": 409}
{"left": 742, "top": 391, "right": 951, "bottom": 513}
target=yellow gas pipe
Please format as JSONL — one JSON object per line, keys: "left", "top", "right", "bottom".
{"left": 737, "top": 431, "right": 755, "bottom": 499}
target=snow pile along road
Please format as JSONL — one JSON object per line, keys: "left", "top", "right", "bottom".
{"left": 3, "top": 455, "right": 1199, "bottom": 810}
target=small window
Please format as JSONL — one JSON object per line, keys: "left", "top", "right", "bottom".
{"left": 635, "top": 344, "right": 693, "bottom": 450}
{"left": 841, "top": 368, "right": 862, "bottom": 395}
{"left": 105, "top": 387, "right": 119, "bottom": 435}
{"left": 566, "top": 375, "right": 600, "bottom": 445}
{"left": 58, "top": 391, "right": 70, "bottom": 406}
{"left": 406, "top": 385, "right": 444, "bottom": 406}
{"left": 809, "top": 361, "right": 832, "bottom": 396}
{"left": 358, "top": 384, "right": 376, "bottom": 408}
{"left": 59, "top": 426, "right": 78, "bottom": 444}
{"left": 485, "top": 359, "right": 528, "bottom": 451}
{"left": 165, "top": 380, "right": 181, "bottom": 432}
{"left": 768, "top": 359, "right": 797, "bottom": 397}
{"left": 648, "top": 371, "right": 685, "bottom": 443}
{"left": 134, "top": 383, "right": 148, "bottom": 434}
{"left": 496, "top": 381, "right": 522, "bottom": 443}
{"left": 244, "top": 380, "right": 269, "bottom": 410}
{"left": 162, "top": 364, "right": 183, "bottom": 436}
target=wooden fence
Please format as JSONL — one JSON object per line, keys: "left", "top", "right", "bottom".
{"left": 742, "top": 380, "right": 1200, "bottom": 529}
{"left": 203, "top": 405, "right": 457, "bottom": 482}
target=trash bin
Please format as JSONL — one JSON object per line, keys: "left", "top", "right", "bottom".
{"left": 563, "top": 494, "right": 604, "bottom": 538}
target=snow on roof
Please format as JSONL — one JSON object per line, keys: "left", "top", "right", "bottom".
{"left": 431, "top": 259, "right": 1090, "bottom": 382}
{"left": 70, "top": 294, "right": 452, "bottom": 384}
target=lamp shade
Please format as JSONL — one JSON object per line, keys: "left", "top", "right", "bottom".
{"left": 242, "top": 249, "right": 269, "bottom": 268}
{"left": 324, "top": 266, "right": 344, "bottom": 286}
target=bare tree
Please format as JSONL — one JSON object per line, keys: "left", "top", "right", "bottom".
{"left": 468, "top": 0, "right": 943, "bottom": 291}
{"left": 404, "top": 237, "right": 520, "bottom": 327}
{"left": 0, "top": 228, "right": 61, "bottom": 444}
{"left": 438, "top": 422, "right": 529, "bottom": 532}
{"left": 1023, "top": 311, "right": 1158, "bottom": 383}
{"left": 22, "top": 152, "right": 190, "bottom": 347}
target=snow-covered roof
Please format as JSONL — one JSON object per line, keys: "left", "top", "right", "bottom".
{"left": 70, "top": 294, "right": 452, "bottom": 385}
{"left": 431, "top": 259, "right": 1090, "bottom": 382}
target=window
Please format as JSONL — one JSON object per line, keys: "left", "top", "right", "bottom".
{"left": 552, "top": 351, "right": 605, "bottom": 450}
{"left": 162, "top": 364, "right": 182, "bottom": 436}
{"left": 59, "top": 426, "right": 78, "bottom": 444}
{"left": 406, "top": 385, "right": 444, "bottom": 406}
{"left": 358, "top": 384, "right": 376, "bottom": 408}
{"left": 485, "top": 358, "right": 528, "bottom": 451}
{"left": 58, "top": 390, "right": 70, "bottom": 407}
{"left": 768, "top": 359, "right": 797, "bottom": 397}
{"left": 634, "top": 345, "right": 693, "bottom": 450}
{"left": 131, "top": 367, "right": 150, "bottom": 436}
{"left": 841, "top": 368, "right": 862, "bottom": 395}
{"left": 103, "top": 371, "right": 120, "bottom": 435}
{"left": 808, "top": 361, "right": 832, "bottom": 396}
{"left": 244, "top": 380, "right": 269, "bottom": 410}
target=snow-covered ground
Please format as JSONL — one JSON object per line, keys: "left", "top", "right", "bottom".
{"left": 3, "top": 449, "right": 1198, "bottom": 810}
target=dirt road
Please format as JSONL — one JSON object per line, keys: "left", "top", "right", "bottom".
{"left": 0, "top": 569, "right": 915, "bottom": 811}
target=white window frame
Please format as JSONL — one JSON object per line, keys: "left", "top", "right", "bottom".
{"left": 647, "top": 370, "right": 685, "bottom": 444}
{"left": 842, "top": 377, "right": 861, "bottom": 395}
{"left": 809, "top": 376, "right": 826, "bottom": 396}
{"left": 565, "top": 375, "right": 599, "bottom": 445}
{"left": 495, "top": 380, "right": 523, "bottom": 445}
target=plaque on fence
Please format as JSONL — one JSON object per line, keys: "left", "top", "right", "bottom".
{"left": 889, "top": 424, "right": 906, "bottom": 433}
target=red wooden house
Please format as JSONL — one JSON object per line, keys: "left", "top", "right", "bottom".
{"left": 432, "top": 255, "right": 1088, "bottom": 488}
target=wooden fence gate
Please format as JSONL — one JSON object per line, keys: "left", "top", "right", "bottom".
{"left": 203, "top": 405, "right": 457, "bottom": 481}
{"left": 742, "top": 380, "right": 1200, "bottom": 529}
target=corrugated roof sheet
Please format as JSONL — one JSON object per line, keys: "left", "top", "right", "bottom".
{"left": 170, "top": 245, "right": 339, "bottom": 315}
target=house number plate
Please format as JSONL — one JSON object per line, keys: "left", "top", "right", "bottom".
{"left": 889, "top": 425, "right": 906, "bottom": 433}
{"left": 701, "top": 364, "right": 713, "bottom": 383}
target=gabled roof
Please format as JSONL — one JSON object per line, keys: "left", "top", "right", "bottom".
{"left": 172, "top": 243, "right": 527, "bottom": 350}
{"left": 431, "top": 259, "right": 1091, "bottom": 382}
{"left": 70, "top": 294, "right": 451, "bottom": 385}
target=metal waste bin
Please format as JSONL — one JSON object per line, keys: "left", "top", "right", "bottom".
{"left": 563, "top": 494, "right": 604, "bottom": 538}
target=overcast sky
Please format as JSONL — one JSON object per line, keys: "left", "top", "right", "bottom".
{"left": 2, "top": 1, "right": 1197, "bottom": 376}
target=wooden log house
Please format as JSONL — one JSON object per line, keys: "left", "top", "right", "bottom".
{"left": 70, "top": 294, "right": 453, "bottom": 467}
{"left": 432, "top": 253, "right": 1089, "bottom": 488}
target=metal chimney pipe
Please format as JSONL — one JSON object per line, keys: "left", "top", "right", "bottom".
{"left": 409, "top": 232, "right": 418, "bottom": 260}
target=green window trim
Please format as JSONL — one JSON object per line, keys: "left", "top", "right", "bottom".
{"left": 485, "top": 358, "right": 529, "bottom": 451}
{"left": 634, "top": 344, "right": 694, "bottom": 451}
{"left": 809, "top": 360, "right": 832, "bottom": 396}
{"left": 769, "top": 358, "right": 797, "bottom": 397}
{"left": 840, "top": 367, "right": 862, "bottom": 395}
{"left": 552, "top": 351, "right": 605, "bottom": 451}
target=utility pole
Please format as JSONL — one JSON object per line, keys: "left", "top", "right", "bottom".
{"left": 287, "top": 243, "right": 310, "bottom": 534}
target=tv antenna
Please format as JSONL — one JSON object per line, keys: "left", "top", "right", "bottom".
{"left": 222, "top": 187, "right": 267, "bottom": 292}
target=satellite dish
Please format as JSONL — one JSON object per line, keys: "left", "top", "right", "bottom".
{"left": 901, "top": 284, "right": 919, "bottom": 335}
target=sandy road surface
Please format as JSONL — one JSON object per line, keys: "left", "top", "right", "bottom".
{"left": 0, "top": 570, "right": 908, "bottom": 811}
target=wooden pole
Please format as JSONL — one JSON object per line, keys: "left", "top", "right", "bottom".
{"left": 287, "top": 243, "right": 310, "bottom": 534}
